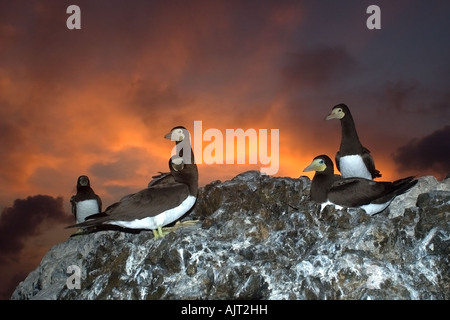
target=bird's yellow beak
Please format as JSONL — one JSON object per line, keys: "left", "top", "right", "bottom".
{"left": 303, "top": 159, "right": 326, "bottom": 172}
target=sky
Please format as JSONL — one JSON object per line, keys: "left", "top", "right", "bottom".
{"left": 1, "top": 0, "right": 449, "bottom": 299}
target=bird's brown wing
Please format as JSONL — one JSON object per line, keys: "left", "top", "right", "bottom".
{"left": 329, "top": 178, "right": 386, "bottom": 207}
{"left": 361, "top": 147, "right": 382, "bottom": 178}
{"left": 66, "top": 182, "right": 190, "bottom": 229}
{"left": 109, "top": 183, "right": 189, "bottom": 219}
{"left": 148, "top": 172, "right": 176, "bottom": 188}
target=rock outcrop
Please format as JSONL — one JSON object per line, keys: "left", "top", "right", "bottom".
{"left": 11, "top": 172, "right": 450, "bottom": 300}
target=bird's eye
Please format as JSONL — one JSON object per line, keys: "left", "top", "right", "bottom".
{"left": 338, "top": 108, "right": 342, "bottom": 112}
{"left": 319, "top": 159, "right": 324, "bottom": 164}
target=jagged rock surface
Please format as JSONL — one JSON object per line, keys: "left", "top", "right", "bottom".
{"left": 11, "top": 172, "right": 450, "bottom": 300}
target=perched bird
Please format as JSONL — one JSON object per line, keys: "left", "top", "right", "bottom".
{"left": 147, "top": 126, "right": 195, "bottom": 188}
{"left": 303, "top": 155, "right": 417, "bottom": 215}
{"left": 66, "top": 155, "right": 199, "bottom": 239}
{"left": 70, "top": 175, "right": 102, "bottom": 224}
{"left": 325, "top": 103, "right": 382, "bottom": 179}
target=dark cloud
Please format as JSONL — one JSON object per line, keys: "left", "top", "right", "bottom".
{"left": 0, "top": 195, "right": 72, "bottom": 260}
{"left": 0, "top": 271, "right": 28, "bottom": 300}
{"left": 282, "top": 44, "right": 358, "bottom": 89}
{"left": 392, "top": 125, "right": 450, "bottom": 178}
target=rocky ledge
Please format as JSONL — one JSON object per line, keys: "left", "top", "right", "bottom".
{"left": 11, "top": 172, "right": 450, "bottom": 300}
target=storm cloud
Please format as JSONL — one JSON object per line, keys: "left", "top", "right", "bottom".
{"left": 0, "top": 195, "right": 72, "bottom": 260}
{"left": 392, "top": 125, "right": 450, "bottom": 178}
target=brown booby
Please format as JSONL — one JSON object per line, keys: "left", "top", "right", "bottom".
{"left": 70, "top": 175, "right": 102, "bottom": 224}
{"left": 325, "top": 103, "right": 382, "bottom": 179}
{"left": 66, "top": 155, "right": 198, "bottom": 238}
{"left": 147, "top": 126, "right": 195, "bottom": 188}
{"left": 303, "top": 155, "right": 417, "bottom": 215}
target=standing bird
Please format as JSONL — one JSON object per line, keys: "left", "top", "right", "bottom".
{"left": 70, "top": 175, "right": 102, "bottom": 224}
{"left": 303, "top": 155, "right": 417, "bottom": 215}
{"left": 148, "top": 126, "right": 195, "bottom": 188}
{"left": 66, "top": 155, "right": 198, "bottom": 239}
{"left": 325, "top": 103, "right": 382, "bottom": 179}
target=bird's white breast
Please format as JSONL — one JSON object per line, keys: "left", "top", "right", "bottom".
{"left": 360, "top": 202, "right": 390, "bottom": 215}
{"left": 320, "top": 201, "right": 343, "bottom": 212}
{"left": 322, "top": 200, "right": 390, "bottom": 216}
{"left": 76, "top": 199, "right": 101, "bottom": 223}
{"left": 109, "top": 195, "right": 197, "bottom": 230}
{"left": 339, "top": 155, "right": 372, "bottom": 180}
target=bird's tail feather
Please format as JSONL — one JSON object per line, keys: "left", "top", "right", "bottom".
{"left": 392, "top": 176, "right": 418, "bottom": 196}
{"left": 65, "top": 213, "right": 110, "bottom": 229}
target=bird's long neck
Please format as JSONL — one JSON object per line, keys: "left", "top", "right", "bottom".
{"left": 175, "top": 139, "right": 196, "bottom": 165}
{"left": 186, "top": 165, "right": 199, "bottom": 195}
{"left": 78, "top": 186, "right": 95, "bottom": 196}
{"left": 172, "top": 163, "right": 199, "bottom": 195}
{"left": 310, "top": 172, "right": 334, "bottom": 203}
{"left": 340, "top": 114, "right": 363, "bottom": 153}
